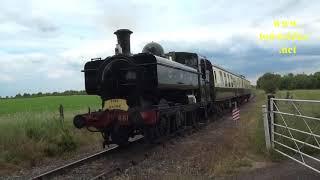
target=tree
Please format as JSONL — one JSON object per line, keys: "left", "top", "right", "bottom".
{"left": 256, "top": 73, "right": 281, "bottom": 94}
{"left": 23, "top": 93, "right": 31, "bottom": 97}
{"left": 293, "top": 74, "right": 311, "bottom": 89}
{"left": 313, "top": 72, "right": 320, "bottom": 89}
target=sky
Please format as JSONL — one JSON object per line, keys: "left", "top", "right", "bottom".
{"left": 0, "top": 0, "right": 319, "bottom": 97}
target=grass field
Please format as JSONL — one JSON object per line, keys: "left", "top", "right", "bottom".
{"left": 0, "top": 90, "right": 319, "bottom": 175}
{"left": 0, "top": 95, "right": 101, "bottom": 116}
{"left": 276, "top": 89, "right": 320, "bottom": 100}
{"left": 0, "top": 95, "right": 102, "bottom": 175}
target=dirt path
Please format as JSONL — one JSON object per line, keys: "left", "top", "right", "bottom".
{"left": 222, "top": 159, "right": 319, "bottom": 180}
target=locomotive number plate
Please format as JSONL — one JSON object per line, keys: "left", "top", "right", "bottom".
{"left": 104, "top": 99, "right": 128, "bottom": 111}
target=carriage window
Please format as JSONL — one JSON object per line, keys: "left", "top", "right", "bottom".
{"left": 226, "top": 74, "right": 229, "bottom": 87}
{"left": 219, "top": 71, "right": 223, "bottom": 85}
{"left": 231, "top": 76, "right": 234, "bottom": 87}
{"left": 214, "top": 71, "right": 217, "bottom": 83}
{"left": 236, "top": 78, "right": 238, "bottom": 87}
{"left": 212, "top": 71, "right": 215, "bottom": 81}
{"left": 224, "top": 72, "right": 227, "bottom": 87}
{"left": 237, "top": 78, "right": 240, "bottom": 87}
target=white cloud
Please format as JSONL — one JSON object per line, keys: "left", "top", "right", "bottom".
{"left": 60, "top": 39, "right": 115, "bottom": 63}
{"left": 0, "top": 73, "right": 14, "bottom": 82}
{"left": 0, "top": 0, "right": 319, "bottom": 96}
{"left": 47, "top": 68, "right": 75, "bottom": 79}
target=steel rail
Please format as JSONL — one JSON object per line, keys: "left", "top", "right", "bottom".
{"left": 31, "top": 136, "right": 143, "bottom": 180}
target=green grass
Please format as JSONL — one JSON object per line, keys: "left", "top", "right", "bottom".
{"left": 276, "top": 89, "right": 320, "bottom": 100}
{"left": 247, "top": 90, "right": 269, "bottom": 155}
{"left": 0, "top": 95, "right": 102, "bottom": 175}
{"left": 0, "top": 95, "right": 101, "bottom": 116}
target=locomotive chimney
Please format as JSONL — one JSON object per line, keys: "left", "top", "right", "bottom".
{"left": 114, "top": 29, "right": 133, "bottom": 55}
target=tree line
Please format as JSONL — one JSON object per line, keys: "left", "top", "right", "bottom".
{"left": 0, "top": 90, "right": 87, "bottom": 99}
{"left": 2, "top": 72, "right": 319, "bottom": 99}
{"left": 257, "top": 72, "right": 320, "bottom": 93}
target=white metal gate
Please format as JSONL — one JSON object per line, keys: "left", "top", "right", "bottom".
{"left": 263, "top": 98, "right": 320, "bottom": 173}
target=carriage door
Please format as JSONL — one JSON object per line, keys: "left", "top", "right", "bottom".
{"left": 200, "top": 59, "right": 211, "bottom": 103}
{"left": 206, "top": 60, "right": 215, "bottom": 101}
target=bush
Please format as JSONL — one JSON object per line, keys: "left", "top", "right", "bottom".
{"left": 257, "top": 73, "right": 281, "bottom": 94}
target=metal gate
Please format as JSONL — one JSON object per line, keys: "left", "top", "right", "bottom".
{"left": 263, "top": 97, "right": 320, "bottom": 173}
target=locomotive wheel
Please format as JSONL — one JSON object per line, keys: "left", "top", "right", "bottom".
{"left": 143, "top": 125, "right": 157, "bottom": 144}
{"left": 192, "top": 111, "right": 200, "bottom": 129}
{"left": 157, "top": 115, "right": 169, "bottom": 137}
{"left": 111, "top": 126, "right": 129, "bottom": 146}
{"left": 175, "top": 110, "right": 186, "bottom": 131}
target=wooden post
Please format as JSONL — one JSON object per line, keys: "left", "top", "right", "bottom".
{"left": 59, "top": 104, "right": 64, "bottom": 122}
{"left": 262, "top": 105, "right": 271, "bottom": 150}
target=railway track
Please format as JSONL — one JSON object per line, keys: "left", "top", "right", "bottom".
{"left": 30, "top": 129, "right": 192, "bottom": 180}
{"left": 31, "top": 136, "right": 144, "bottom": 180}
{"left": 31, "top": 127, "right": 199, "bottom": 180}
{"left": 87, "top": 127, "right": 203, "bottom": 180}
{"left": 30, "top": 107, "right": 230, "bottom": 180}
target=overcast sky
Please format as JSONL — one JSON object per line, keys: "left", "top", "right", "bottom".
{"left": 0, "top": 0, "right": 319, "bottom": 96}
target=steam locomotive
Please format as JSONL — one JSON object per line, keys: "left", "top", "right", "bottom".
{"left": 73, "top": 29, "right": 251, "bottom": 146}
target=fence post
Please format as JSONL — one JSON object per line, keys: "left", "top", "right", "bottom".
{"left": 262, "top": 105, "right": 271, "bottom": 150}
{"left": 267, "top": 95, "right": 275, "bottom": 148}
{"left": 270, "top": 98, "right": 275, "bottom": 148}
{"left": 59, "top": 104, "right": 64, "bottom": 122}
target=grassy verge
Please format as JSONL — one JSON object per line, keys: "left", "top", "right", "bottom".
{"left": 0, "top": 95, "right": 102, "bottom": 175}
{"left": 209, "top": 89, "right": 270, "bottom": 175}
{"left": 187, "top": 89, "right": 320, "bottom": 175}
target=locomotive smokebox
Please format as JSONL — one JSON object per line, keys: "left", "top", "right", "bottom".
{"left": 114, "top": 29, "right": 133, "bottom": 55}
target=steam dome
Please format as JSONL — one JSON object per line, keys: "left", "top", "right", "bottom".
{"left": 142, "top": 42, "right": 164, "bottom": 57}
